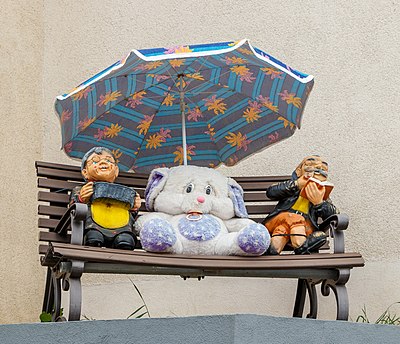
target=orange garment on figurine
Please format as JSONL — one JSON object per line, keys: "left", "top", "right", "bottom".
{"left": 69, "top": 147, "right": 141, "bottom": 250}
{"left": 263, "top": 155, "right": 338, "bottom": 255}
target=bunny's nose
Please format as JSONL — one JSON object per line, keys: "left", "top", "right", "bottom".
{"left": 197, "top": 196, "right": 205, "bottom": 203}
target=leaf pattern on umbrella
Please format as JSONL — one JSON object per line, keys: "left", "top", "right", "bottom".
{"left": 187, "top": 107, "right": 203, "bottom": 122}
{"left": 162, "top": 94, "right": 175, "bottom": 106}
{"left": 174, "top": 145, "right": 196, "bottom": 164}
{"left": 169, "top": 59, "right": 185, "bottom": 68}
{"left": 205, "top": 124, "right": 216, "bottom": 141}
{"left": 225, "top": 132, "right": 251, "bottom": 151}
{"left": 203, "top": 95, "right": 227, "bottom": 115}
{"left": 112, "top": 149, "right": 122, "bottom": 163}
{"left": 72, "top": 86, "right": 93, "bottom": 101}
{"left": 278, "top": 116, "right": 296, "bottom": 129}
{"left": 230, "top": 65, "right": 255, "bottom": 83}
{"left": 105, "top": 123, "right": 123, "bottom": 138}
{"left": 60, "top": 109, "right": 72, "bottom": 123}
{"left": 278, "top": 90, "right": 302, "bottom": 108}
{"left": 96, "top": 91, "right": 122, "bottom": 106}
{"left": 146, "top": 128, "right": 172, "bottom": 149}
{"left": 55, "top": 39, "right": 314, "bottom": 172}
{"left": 137, "top": 115, "right": 155, "bottom": 135}
{"left": 126, "top": 91, "right": 146, "bottom": 108}
{"left": 77, "top": 117, "right": 95, "bottom": 131}
{"left": 261, "top": 67, "right": 284, "bottom": 79}
{"left": 237, "top": 47, "right": 253, "bottom": 55}
{"left": 222, "top": 56, "right": 247, "bottom": 65}
{"left": 146, "top": 134, "right": 163, "bottom": 149}
{"left": 94, "top": 128, "right": 106, "bottom": 142}
{"left": 257, "top": 95, "right": 279, "bottom": 113}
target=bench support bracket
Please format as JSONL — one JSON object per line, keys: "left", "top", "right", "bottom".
{"left": 293, "top": 268, "right": 350, "bottom": 320}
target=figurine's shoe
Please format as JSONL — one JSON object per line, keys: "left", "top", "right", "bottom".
{"left": 84, "top": 229, "right": 105, "bottom": 247}
{"left": 294, "top": 231, "right": 327, "bottom": 255}
{"left": 265, "top": 244, "right": 280, "bottom": 255}
{"left": 113, "top": 232, "right": 136, "bottom": 250}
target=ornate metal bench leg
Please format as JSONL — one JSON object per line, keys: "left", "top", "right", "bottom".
{"left": 305, "top": 281, "right": 318, "bottom": 319}
{"left": 42, "top": 267, "right": 63, "bottom": 321}
{"left": 62, "top": 260, "right": 85, "bottom": 321}
{"left": 52, "top": 270, "right": 63, "bottom": 321}
{"left": 293, "top": 279, "right": 318, "bottom": 318}
{"left": 42, "top": 268, "right": 53, "bottom": 314}
{"left": 293, "top": 279, "right": 307, "bottom": 317}
{"left": 321, "top": 269, "right": 350, "bottom": 320}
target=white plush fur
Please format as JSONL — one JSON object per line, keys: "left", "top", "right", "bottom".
{"left": 136, "top": 165, "right": 270, "bottom": 256}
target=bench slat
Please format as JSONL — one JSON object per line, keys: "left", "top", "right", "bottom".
{"left": 41, "top": 243, "right": 364, "bottom": 270}
{"left": 39, "top": 231, "right": 71, "bottom": 243}
{"left": 38, "top": 191, "right": 70, "bottom": 204}
{"left": 37, "top": 166, "right": 84, "bottom": 180}
{"left": 38, "top": 177, "right": 82, "bottom": 191}
{"left": 38, "top": 218, "right": 59, "bottom": 229}
{"left": 244, "top": 191, "right": 268, "bottom": 202}
{"left": 38, "top": 188, "right": 271, "bottom": 204}
{"left": 236, "top": 181, "right": 281, "bottom": 191}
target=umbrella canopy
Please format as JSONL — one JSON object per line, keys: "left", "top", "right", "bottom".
{"left": 55, "top": 39, "right": 314, "bottom": 173}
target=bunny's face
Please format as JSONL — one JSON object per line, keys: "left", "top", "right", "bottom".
{"left": 145, "top": 166, "right": 248, "bottom": 220}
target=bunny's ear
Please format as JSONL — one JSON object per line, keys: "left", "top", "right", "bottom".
{"left": 227, "top": 177, "right": 248, "bottom": 218}
{"left": 145, "top": 168, "right": 170, "bottom": 211}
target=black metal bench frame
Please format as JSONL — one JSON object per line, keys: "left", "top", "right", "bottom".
{"left": 36, "top": 161, "right": 364, "bottom": 322}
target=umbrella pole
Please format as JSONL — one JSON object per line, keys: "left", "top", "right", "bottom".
{"left": 179, "top": 75, "right": 188, "bottom": 166}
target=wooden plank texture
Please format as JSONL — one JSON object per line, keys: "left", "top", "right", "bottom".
{"left": 41, "top": 243, "right": 364, "bottom": 270}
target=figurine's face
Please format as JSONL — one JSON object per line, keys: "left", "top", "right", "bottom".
{"left": 299, "top": 156, "right": 328, "bottom": 181}
{"left": 82, "top": 151, "right": 119, "bottom": 182}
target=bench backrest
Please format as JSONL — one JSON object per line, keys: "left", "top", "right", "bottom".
{"left": 36, "top": 161, "right": 290, "bottom": 247}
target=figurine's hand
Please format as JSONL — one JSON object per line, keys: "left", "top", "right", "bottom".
{"left": 79, "top": 182, "right": 94, "bottom": 203}
{"left": 304, "top": 182, "right": 325, "bottom": 205}
{"left": 296, "top": 175, "right": 311, "bottom": 190}
{"left": 132, "top": 193, "right": 142, "bottom": 211}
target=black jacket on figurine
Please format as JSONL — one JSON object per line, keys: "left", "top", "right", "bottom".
{"left": 262, "top": 178, "right": 338, "bottom": 230}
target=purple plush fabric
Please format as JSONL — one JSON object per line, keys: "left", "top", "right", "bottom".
{"left": 140, "top": 218, "right": 176, "bottom": 252}
{"left": 237, "top": 223, "right": 269, "bottom": 254}
{"left": 228, "top": 184, "right": 248, "bottom": 218}
{"left": 145, "top": 171, "right": 165, "bottom": 210}
{"left": 178, "top": 215, "right": 221, "bottom": 241}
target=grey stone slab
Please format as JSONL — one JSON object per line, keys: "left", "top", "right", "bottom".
{"left": 1, "top": 314, "right": 399, "bottom": 344}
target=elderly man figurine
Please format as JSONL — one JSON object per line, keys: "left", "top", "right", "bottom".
{"left": 263, "top": 155, "right": 337, "bottom": 255}
{"left": 69, "top": 147, "right": 141, "bottom": 250}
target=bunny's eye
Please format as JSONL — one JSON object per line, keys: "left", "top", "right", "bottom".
{"left": 205, "top": 185, "right": 212, "bottom": 195}
{"left": 186, "top": 183, "right": 194, "bottom": 193}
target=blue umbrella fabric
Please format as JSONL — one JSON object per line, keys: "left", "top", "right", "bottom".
{"left": 55, "top": 39, "right": 314, "bottom": 173}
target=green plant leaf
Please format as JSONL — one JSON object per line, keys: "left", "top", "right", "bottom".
{"left": 135, "top": 312, "right": 148, "bottom": 319}
{"left": 356, "top": 302, "right": 400, "bottom": 325}
{"left": 39, "top": 312, "right": 52, "bottom": 322}
{"left": 128, "top": 278, "right": 150, "bottom": 318}
{"left": 127, "top": 305, "right": 146, "bottom": 319}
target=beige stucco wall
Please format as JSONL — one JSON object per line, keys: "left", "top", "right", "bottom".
{"left": 0, "top": 0, "right": 44, "bottom": 324}
{"left": 1, "top": 0, "right": 399, "bottom": 324}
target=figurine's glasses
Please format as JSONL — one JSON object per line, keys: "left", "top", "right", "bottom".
{"left": 87, "top": 155, "right": 116, "bottom": 166}
{"left": 304, "top": 166, "right": 328, "bottom": 178}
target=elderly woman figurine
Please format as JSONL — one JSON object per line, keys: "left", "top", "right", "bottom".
{"left": 263, "top": 155, "right": 337, "bottom": 255}
{"left": 69, "top": 147, "right": 141, "bottom": 250}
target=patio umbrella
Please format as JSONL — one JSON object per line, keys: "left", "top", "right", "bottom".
{"left": 55, "top": 39, "right": 314, "bottom": 173}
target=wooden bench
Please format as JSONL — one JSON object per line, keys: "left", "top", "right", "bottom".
{"left": 37, "top": 161, "right": 364, "bottom": 322}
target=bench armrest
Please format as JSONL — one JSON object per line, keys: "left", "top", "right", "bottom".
{"left": 318, "top": 213, "right": 349, "bottom": 254}
{"left": 54, "top": 203, "right": 88, "bottom": 245}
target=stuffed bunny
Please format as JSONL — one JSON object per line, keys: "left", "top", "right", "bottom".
{"left": 135, "top": 165, "right": 270, "bottom": 256}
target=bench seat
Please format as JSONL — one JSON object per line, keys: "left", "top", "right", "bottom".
{"left": 36, "top": 161, "right": 364, "bottom": 322}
